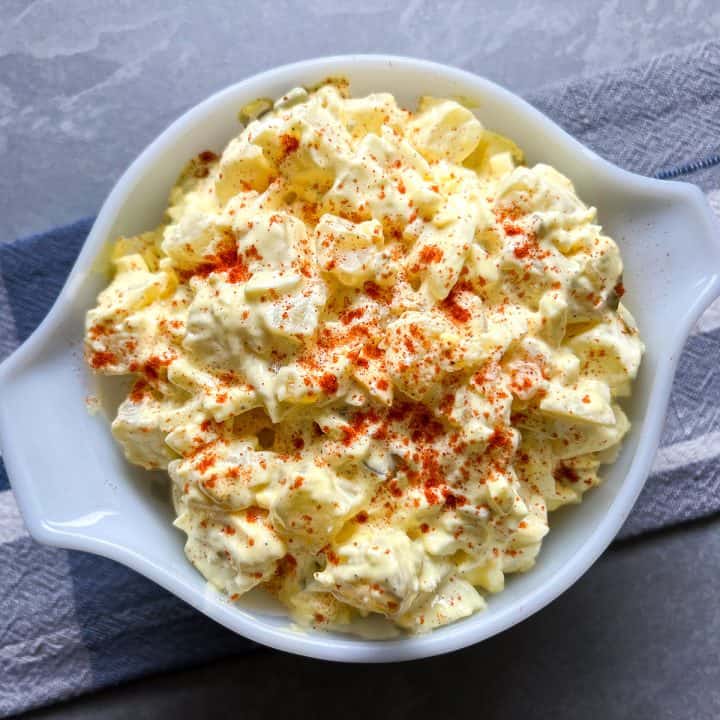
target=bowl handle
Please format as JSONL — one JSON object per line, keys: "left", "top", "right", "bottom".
{"left": 666, "top": 181, "right": 720, "bottom": 328}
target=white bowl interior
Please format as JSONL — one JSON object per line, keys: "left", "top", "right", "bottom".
{"left": 2, "top": 56, "right": 719, "bottom": 661}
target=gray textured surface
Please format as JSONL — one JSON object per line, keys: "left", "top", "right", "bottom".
{"left": 3, "top": 1, "right": 720, "bottom": 718}
{"left": 2, "top": 0, "right": 720, "bottom": 242}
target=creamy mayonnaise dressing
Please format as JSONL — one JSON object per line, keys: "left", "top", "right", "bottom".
{"left": 85, "top": 81, "right": 643, "bottom": 634}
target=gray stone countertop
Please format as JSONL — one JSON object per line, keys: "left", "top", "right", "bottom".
{"left": 2, "top": 1, "right": 719, "bottom": 718}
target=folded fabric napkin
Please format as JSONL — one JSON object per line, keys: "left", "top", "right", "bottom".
{"left": 2, "top": 39, "right": 720, "bottom": 717}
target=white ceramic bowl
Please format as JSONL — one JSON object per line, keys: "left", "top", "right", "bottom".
{"left": 1, "top": 55, "right": 719, "bottom": 662}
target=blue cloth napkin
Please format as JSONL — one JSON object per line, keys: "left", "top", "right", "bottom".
{"left": 1, "top": 39, "right": 720, "bottom": 717}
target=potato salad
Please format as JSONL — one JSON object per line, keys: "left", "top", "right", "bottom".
{"left": 85, "top": 81, "right": 643, "bottom": 634}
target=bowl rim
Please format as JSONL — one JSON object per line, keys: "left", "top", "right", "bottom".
{"left": 2, "top": 53, "right": 720, "bottom": 662}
